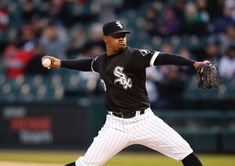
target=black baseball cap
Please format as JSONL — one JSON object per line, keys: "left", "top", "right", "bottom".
{"left": 103, "top": 20, "right": 130, "bottom": 36}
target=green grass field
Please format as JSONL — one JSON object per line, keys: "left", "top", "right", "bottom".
{"left": 0, "top": 150, "right": 234, "bottom": 166}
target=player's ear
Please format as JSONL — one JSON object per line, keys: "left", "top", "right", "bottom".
{"left": 103, "top": 36, "right": 108, "bottom": 43}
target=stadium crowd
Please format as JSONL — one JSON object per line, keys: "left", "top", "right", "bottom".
{"left": 0, "top": 0, "right": 234, "bottom": 108}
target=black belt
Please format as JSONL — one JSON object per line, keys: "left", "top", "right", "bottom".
{"left": 109, "top": 109, "right": 145, "bottom": 119}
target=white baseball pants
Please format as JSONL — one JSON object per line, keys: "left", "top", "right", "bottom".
{"left": 75, "top": 108, "right": 193, "bottom": 166}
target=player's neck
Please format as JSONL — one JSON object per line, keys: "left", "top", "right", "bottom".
{"left": 106, "top": 48, "right": 118, "bottom": 56}
{"left": 106, "top": 47, "right": 125, "bottom": 56}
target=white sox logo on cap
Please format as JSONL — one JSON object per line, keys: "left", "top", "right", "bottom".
{"left": 103, "top": 20, "right": 130, "bottom": 35}
{"left": 116, "top": 21, "right": 123, "bottom": 29}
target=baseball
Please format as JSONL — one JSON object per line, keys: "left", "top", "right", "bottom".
{"left": 42, "top": 58, "right": 51, "bottom": 68}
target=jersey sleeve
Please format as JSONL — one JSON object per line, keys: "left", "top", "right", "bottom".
{"left": 154, "top": 52, "right": 195, "bottom": 66}
{"left": 61, "top": 59, "right": 93, "bottom": 71}
{"left": 133, "top": 49, "right": 160, "bottom": 70}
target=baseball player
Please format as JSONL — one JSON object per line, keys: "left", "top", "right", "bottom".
{"left": 42, "top": 20, "right": 208, "bottom": 166}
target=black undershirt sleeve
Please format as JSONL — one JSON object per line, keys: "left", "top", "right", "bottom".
{"left": 154, "top": 52, "right": 195, "bottom": 67}
{"left": 61, "top": 59, "right": 93, "bottom": 71}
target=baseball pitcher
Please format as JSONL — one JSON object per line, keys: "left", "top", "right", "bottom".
{"left": 42, "top": 20, "right": 212, "bottom": 166}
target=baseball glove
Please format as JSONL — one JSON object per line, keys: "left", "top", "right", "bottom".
{"left": 197, "top": 62, "right": 219, "bottom": 89}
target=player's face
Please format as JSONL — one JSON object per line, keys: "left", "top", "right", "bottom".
{"left": 104, "top": 33, "right": 127, "bottom": 54}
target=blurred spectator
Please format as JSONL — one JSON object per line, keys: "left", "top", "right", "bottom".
{"left": 196, "top": 0, "right": 210, "bottom": 24}
{"left": 146, "top": 67, "right": 162, "bottom": 108}
{"left": 30, "top": 17, "right": 50, "bottom": 38}
{"left": 20, "top": 0, "right": 39, "bottom": 24}
{"left": 154, "top": 43, "right": 186, "bottom": 109}
{"left": 218, "top": 46, "right": 235, "bottom": 78}
{"left": 173, "top": 0, "right": 186, "bottom": 19}
{"left": 156, "top": 8, "right": 181, "bottom": 37}
{"left": 179, "top": 2, "right": 208, "bottom": 36}
{"left": 13, "top": 24, "right": 46, "bottom": 75}
{"left": 3, "top": 43, "right": 36, "bottom": 78}
{"left": 199, "top": 36, "right": 222, "bottom": 62}
{"left": 91, "top": 0, "right": 122, "bottom": 22}
{"left": 38, "top": 23, "right": 69, "bottom": 58}
{"left": 80, "top": 23, "right": 105, "bottom": 55}
{"left": 122, "top": 0, "right": 146, "bottom": 10}
{"left": 0, "top": 7, "right": 9, "bottom": 32}
{"left": 139, "top": 7, "right": 158, "bottom": 36}
{"left": 155, "top": 65, "right": 186, "bottom": 109}
{"left": 43, "top": 0, "right": 65, "bottom": 20}
{"left": 86, "top": 45, "right": 104, "bottom": 59}
{"left": 16, "top": 24, "right": 37, "bottom": 52}
{"left": 45, "top": 0, "right": 92, "bottom": 27}
{"left": 206, "top": 0, "right": 223, "bottom": 22}
{"left": 66, "top": 24, "right": 87, "bottom": 57}
{"left": 226, "top": 0, "right": 235, "bottom": 20}
{"left": 219, "top": 24, "right": 235, "bottom": 53}
{"left": 210, "top": 0, "right": 235, "bottom": 34}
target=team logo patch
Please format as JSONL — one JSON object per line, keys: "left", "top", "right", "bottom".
{"left": 116, "top": 21, "right": 123, "bottom": 29}
{"left": 139, "top": 49, "right": 150, "bottom": 56}
{"left": 113, "top": 66, "right": 132, "bottom": 90}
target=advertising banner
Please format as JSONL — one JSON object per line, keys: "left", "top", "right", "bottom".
{"left": 0, "top": 105, "right": 89, "bottom": 147}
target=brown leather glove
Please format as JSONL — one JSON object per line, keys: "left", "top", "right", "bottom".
{"left": 197, "top": 62, "right": 219, "bottom": 89}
